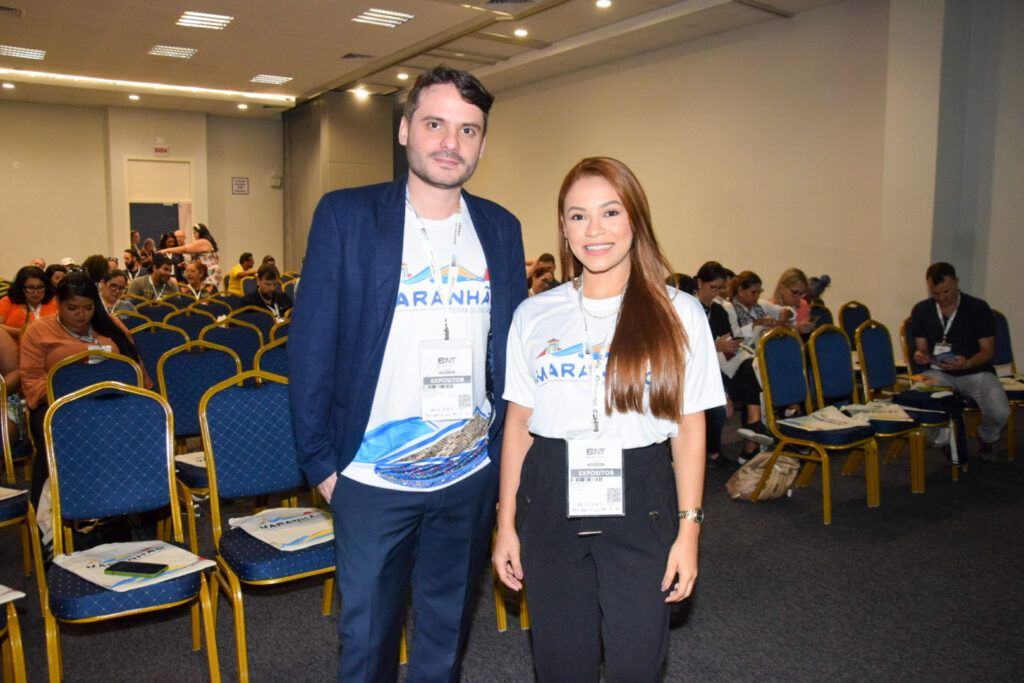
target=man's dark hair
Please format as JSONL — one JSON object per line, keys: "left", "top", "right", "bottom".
{"left": 257, "top": 263, "right": 280, "bottom": 281}
{"left": 404, "top": 66, "right": 494, "bottom": 134}
{"left": 538, "top": 252, "right": 555, "bottom": 264}
{"left": 81, "top": 254, "right": 110, "bottom": 283}
{"left": 151, "top": 253, "right": 172, "bottom": 270}
{"left": 926, "top": 262, "right": 957, "bottom": 286}
{"left": 696, "top": 260, "right": 730, "bottom": 283}
{"left": 239, "top": 252, "right": 253, "bottom": 265}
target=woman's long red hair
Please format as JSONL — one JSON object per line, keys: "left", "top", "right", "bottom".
{"left": 557, "top": 157, "right": 687, "bottom": 420}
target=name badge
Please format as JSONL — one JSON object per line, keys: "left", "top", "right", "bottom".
{"left": 566, "top": 439, "right": 624, "bottom": 518}
{"left": 420, "top": 339, "right": 474, "bottom": 421}
{"left": 931, "top": 343, "right": 953, "bottom": 369}
{"left": 87, "top": 344, "right": 113, "bottom": 363}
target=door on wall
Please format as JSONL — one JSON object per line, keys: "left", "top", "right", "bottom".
{"left": 125, "top": 158, "right": 192, "bottom": 251}
{"left": 128, "top": 203, "right": 178, "bottom": 250}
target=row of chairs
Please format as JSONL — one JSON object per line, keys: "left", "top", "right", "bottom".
{"left": 120, "top": 301, "right": 291, "bottom": 335}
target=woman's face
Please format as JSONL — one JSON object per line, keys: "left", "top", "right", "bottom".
{"left": 185, "top": 262, "right": 203, "bottom": 286}
{"left": 166, "top": 235, "right": 178, "bottom": 247}
{"left": 696, "top": 278, "right": 725, "bottom": 307}
{"left": 101, "top": 276, "right": 127, "bottom": 304}
{"left": 561, "top": 175, "right": 633, "bottom": 288}
{"left": 778, "top": 280, "right": 807, "bottom": 306}
{"left": 735, "top": 282, "right": 763, "bottom": 307}
{"left": 58, "top": 296, "right": 95, "bottom": 335}
{"left": 193, "top": 227, "right": 200, "bottom": 240}
{"left": 50, "top": 271, "right": 66, "bottom": 288}
{"left": 143, "top": 239, "right": 155, "bottom": 253}
{"left": 23, "top": 277, "right": 46, "bottom": 306}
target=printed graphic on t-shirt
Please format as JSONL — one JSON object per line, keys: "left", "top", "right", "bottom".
{"left": 534, "top": 338, "right": 609, "bottom": 383}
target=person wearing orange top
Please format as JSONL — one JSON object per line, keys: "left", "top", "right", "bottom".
{"left": 0, "top": 266, "right": 57, "bottom": 341}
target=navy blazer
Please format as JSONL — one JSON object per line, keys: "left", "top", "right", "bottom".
{"left": 288, "top": 174, "right": 527, "bottom": 487}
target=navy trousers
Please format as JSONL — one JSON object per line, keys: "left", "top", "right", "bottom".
{"left": 331, "top": 462, "right": 498, "bottom": 682}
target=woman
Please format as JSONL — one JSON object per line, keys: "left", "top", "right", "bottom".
{"left": 159, "top": 223, "right": 221, "bottom": 289}
{"left": 721, "top": 271, "right": 790, "bottom": 461}
{"left": 0, "top": 266, "right": 57, "bottom": 341}
{"left": 20, "top": 272, "right": 144, "bottom": 505}
{"left": 159, "top": 233, "right": 186, "bottom": 280}
{"left": 44, "top": 264, "right": 67, "bottom": 290}
{"left": 493, "top": 158, "right": 723, "bottom": 682}
{"left": 179, "top": 261, "right": 217, "bottom": 300}
{"left": 138, "top": 238, "right": 157, "bottom": 272}
{"left": 694, "top": 261, "right": 738, "bottom": 468}
{"left": 771, "top": 267, "right": 815, "bottom": 336}
{"left": 80, "top": 254, "right": 110, "bottom": 284}
{"left": 99, "top": 269, "right": 136, "bottom": 315}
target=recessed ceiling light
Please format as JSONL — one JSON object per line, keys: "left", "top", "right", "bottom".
{"left": 148, "top": 45, "right": 198, "bottom": 59}
{"left": 128, "top": 94, "right": 140, "bottom": 100}
{"left": 176, "top": 11, "right": 234, "bottom": 30}
{"left": 396, "top": 72, "right": 409, "bottom": 81}
{"left": 237, "top": 103, "right": 248, "bottom": 110}
{"left": 251, "top": 74, "right": 293, "bottom": 85}
{"left": 1, "top": 82, "right": 14, "bottom": 89}
{"left": 0, "top": 44, "right": 46, "bottom": 60}
{"left": 596, "top": 0, "right": 612, "bottom": 8}
{"left": 514, "top": 28, "right": 528, "bottom": 37}
{"left": 350, "top": 87, "right": 370, "bottom": 99}
{"left": 351, "top": 8, "right": 414, "bottom": 28}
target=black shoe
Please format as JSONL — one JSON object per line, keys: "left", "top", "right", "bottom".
{"left": 977, "top": 439, "right": 997, "bottom": 462}
{"left": 707, "top": 453, "right": 736, "bottom": 469}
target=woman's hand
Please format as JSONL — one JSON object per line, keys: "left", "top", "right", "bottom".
{"left": 661, "top": 525, "right": 699, "bottom": 602}
{"left": 492, "top": 526, "right": 524, "bottom": 591}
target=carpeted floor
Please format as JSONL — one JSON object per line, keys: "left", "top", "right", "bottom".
{"left": 2, "top": 413, "right": 1022, "bottom": 681}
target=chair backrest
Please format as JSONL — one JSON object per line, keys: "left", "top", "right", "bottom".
{"left": 806, "top": 324, "right": 856, "bottom": 408}
{"left": 809, "top": 302, "right": 833, "bottom": 330}
{"left": 189, "top": 298, "right": 232, "bottom": 318}
{"left": 214, "top": 292, "right": 243, "bottom": 311}
{"left": 162, "top": 294, "right": 196, "bottom": 310}
{"left": 229, "top": 305, "right": 277, "bottom": 340}
{"left": 121, "top": 293, "right": 148, "bottom": 304}
{"left": 269, "top": 319, "right": 290, "bottom": 342}
{"left": 135, "top": 300, "right": 177, "bottom": 322}
{"left": 131, "top": 322, "right": 189, "bottom": 382}
{"left": 241, "top": 276, "right": 257, "bottom": 296}
{"left": 164, "top": 307, "right": 217, "bottom": 342}
{"left": 46, "top": 350, "right": 144, "bottom": 404}
{"left": 898, "top": 317, "right": 927, "bottom": 374}
{"left": 855, "top": 319, "right": 898, "bottom": 400}
{"left": 114, "top": 309, "right": 151, "bottom": 330}
{"left": 44, "top": 383, "right": 182, "bottom": 554}
{"left": 991, "top": 309, "right": 1015, "bottom": 372}
{"left": 200, "top": 371, "right": 303, "bottom": 544}
{"left": 283, "top": 279, "right": 297, "bottom": 301}
{"left": 199, "top": 319, "right": 264, "bottom": 370}
{"left": 1, "top": 375, "right": 13, "bottom": 484}
{"left": 838, "top": 301, "right": 871, "bottom": 343}
{"left": 157, "top": 341, "right": 242, "bottom": 438}
{"left": 254, "top": 337, "right": 288, "bottom": 376}
{"left": 757, "top": 327, "right": 811, "bottom": 422}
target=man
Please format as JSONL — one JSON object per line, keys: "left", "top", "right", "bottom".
{"left": 288, "top": 66, "right": 525, "bottom": 682}
{"left": 225, "top": 252, "right": 256, "bottom": 296}
{"left": 123, "top": 249, "right": 142, "bottom": 279}
{"left": 526, "top": 252, "right": 557, "bottom": 296}
{"left": 239, "top": 263, "right": 292, "bottom": 318}
{"left": 29, "top": 256, "right": 45, "bottom": 269}
{"left": 126, "top": 253, "right": 177, "bottom": 299}
{"left": 911, "top": 262, "right": 1010, "bottom": 458}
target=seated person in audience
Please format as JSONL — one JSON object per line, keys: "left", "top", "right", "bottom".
{"left": 1, "top": 329, "right": 22, "bottom": 443}
{"left": 695, "top": 261, "right": 739, "bottom": 467}
{"left": 262, "top": 254, "right": 276, "bottom": 267}
{"left": 126, "top": 253, "right": 178, "bottom": 300}
{"left": 21, "top": 272, "right": 146, "bottom": 505}
{"left": 44, "top": 264, "right": 67, "bottom": 290}
{"left": 771, "top": 267, "right": 815, "bottom": 336}
{"left": 158, "top": 232, "right": 186, "bottom": 281}
{"left": 804, "top": 274, "right": 831, "bottom": 306}
{"left": 107, "top": 256, "right": 119, "bottom": 271}
{"left": 179, "top": 261, "right": 218, "bottom": 300}
{"left": 0, "top": 266, "right": 57, "bottom": 342}
{"left": 123, "top": 249, "right": 143, "bottom": 280}
{"left": 225, "top": 252, "right": 257, "bottom": 296}
{"left": 81, "top": 254, "right": 110, "bottom": 284}
{"left": 99, "top": 269, "right": 136, "bottom": 315}
{"left": 911, "top": 261, "right": 1010, "bottom": 460}
{"left": 525, "top": 251, "right": 557, "bottom": 283}
{"left": 722, "top": 270, "right": 791, "bottom": 461}
{"left": 666, "top": 272, "right": 698, "bottom": 295}
{"left": 29, "top": 257, "right": 46, "bottom": 269}
{"left": 240, "top": 263, "right": 292, "bottom": 319}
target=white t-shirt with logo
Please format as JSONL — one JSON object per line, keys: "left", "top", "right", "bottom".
{"left": 341, "top": 198, "right": 492, "bottom": 491}
{"left": 503, "top": 282, "right": 725, "bottom": 447}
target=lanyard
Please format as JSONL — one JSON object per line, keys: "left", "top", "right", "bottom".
{"left": 576, "top": 276, "right": 621, "bottom": 433}
{"left": 26, "top": 302, "right": 42, "bottom": 320}
{"left": 406, "top": 191, "right": 463, "bottom": 341}
{"left": 102, "top": 299, "right": 117, "bottom": 315}
{"left": 935, "top": 294, "right": 960, "bottom": 343}
{"left": 57, "top": 317, "right": 97, "bottom": 343}
{"left": 149, "top": 277, "right": 171, "bottom": 299}
{"left": 185, "top": 284, "right": 201, "bottom": 300}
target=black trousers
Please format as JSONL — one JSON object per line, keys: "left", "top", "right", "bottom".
{"left": 517, "top": 436, "right": 679, "bottom": 683}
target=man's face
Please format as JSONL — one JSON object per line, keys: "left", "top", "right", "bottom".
{"left": 399, "top": 83, "right": 486, "bottom": 190}
{"left": 124, "top": 251, "right": 135, "bottom": 266}
{"left": 243, "top": 258, "right": 254, "bottom": 270}
{"left": 153, "top": 263, "right": 173, "bottom": 285}
{"left": 929, "top": 276, "right": 959, "bottom": 308}
{"left": 257, "top": 276, "right": 278, "bottom": 299}
{"left": 174, "top": 229, "right": 185, "bottom": 245}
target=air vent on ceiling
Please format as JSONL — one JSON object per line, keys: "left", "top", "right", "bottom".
{"left": 0, "top": 5, "right": 23, "bottom": 18}
{"left": 341, "top": 52, "right": 373, "bottom": 59}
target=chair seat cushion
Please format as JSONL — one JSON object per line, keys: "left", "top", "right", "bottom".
{"left": 218, "top": 526, "right": 334, "bottom": 582}
{"left": 1005, "top": 389, "right": 1024, "bottom": 402}
{"left": 777, "top": 422, "right": 876, "bottom": 446}
{"left": 175, "top": 462, "right": 208, "bottom": 489}
{"left": 0, "top": 492, "right": 27, "bottom": 522}
{"left": 47, "top": 544, "right": 202, "bottom": 620}
{"left": 864, "top": 418, "right": 918, "bottom": 436}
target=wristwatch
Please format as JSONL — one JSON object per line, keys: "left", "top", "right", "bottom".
{"left": 677, "top": 508, "right": 704, "bottom": 525}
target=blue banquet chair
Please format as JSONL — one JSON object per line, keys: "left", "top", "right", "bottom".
{"left": 199, "top": 320, "right": 263, "bottom": 371}
{"left": 131, "top": 322, "right": 188, "bottom": 384}
{"left": 164, "top": 307, "right": 218, "bottom": 342}
{"left": 113, "top": 309, "right": 150, "bottom": 330}
{"left": 253, "top": 337, "right": 288, "bottom": 377}
{"left": 45, "top": 349, "right": 143, "bottom": 404}
{"left": 0, "top": 587, "right": 27, "bottom": 683}
{"left": 134, "top": 300, "right": 178, "bottom": 323}
{"left": 228, "top": 306, "right": 277, "bottom": 342}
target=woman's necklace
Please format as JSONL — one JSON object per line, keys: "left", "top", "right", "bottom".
{"left": 581, "top": 301, "right": 617, "bottom": 319}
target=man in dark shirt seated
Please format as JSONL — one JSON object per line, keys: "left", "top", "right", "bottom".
{"left": 910, "top": 262, "right": 1010, "bottom": 459}
{"left": 240, "top": 263, "right": 293, "bottom": 320}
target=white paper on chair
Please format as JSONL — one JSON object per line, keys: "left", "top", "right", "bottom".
{"left": 53, "top": 541, "right": 214, "bottom": 592}
{"left": 0, "top": 584, "right": 25, "bottom": 605}
{"left": 842, "top": 401, "right": 913, "bottom": 422}
{"left": 174, "top": 451, "right": 206, "bottom": 468}
{"left": 0, "top": 486, "right": 27, "bottom": 502}
{"left": 999, "top": 377, "right": 1024, "bottom": 392}
{"left": 228, "top": 507, "right": 333, "bottom": 551}
{"left": 778, "top": 406, "right": 870, "bottom": 432}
